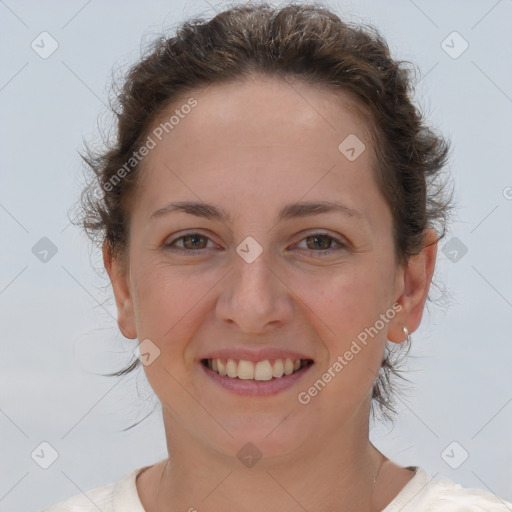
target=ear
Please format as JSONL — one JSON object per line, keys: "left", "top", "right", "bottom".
{"left": 103, "top": 241, "right": 137, "bottom": 339}
{"left": 387, "top": 229, "right": 438, "bottom": 343}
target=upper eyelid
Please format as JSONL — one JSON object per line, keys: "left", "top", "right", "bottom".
{"left": 165, "top": 231, "right": 219, "bottom": 247}
{"left": 294, "top": 232, "right": 345, "bottom": 247}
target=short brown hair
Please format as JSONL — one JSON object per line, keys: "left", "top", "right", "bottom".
{"left": 75, "top": 1, "right": 452, "bottom": 422}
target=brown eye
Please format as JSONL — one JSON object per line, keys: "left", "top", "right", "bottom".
{"left": 305, "top": 235, "right": 334, "bottom": 251}
{"left": 165, "top": 233, "right": 216, "bottom": 253}
{"left": 180, "top": 234, "right": 208, "bottom": 250}
{"left": 295, "top": 232, "right": 346, "bottom": 256}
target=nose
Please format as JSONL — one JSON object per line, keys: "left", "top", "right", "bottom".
{"left": 215, "top": 245, "right": 294, "bottom": 333}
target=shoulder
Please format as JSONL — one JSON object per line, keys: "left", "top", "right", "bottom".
{"left": 40, "top": 466, "right": 147, "bottom": 512}
{"left": 40, "top": 481, "right": 116, "bottom": 512}
{"left": 385, "top": 467, "right": 512, "bottom": 511}
{"left": 421, "top": 480, "right": 512, "bottom": 511}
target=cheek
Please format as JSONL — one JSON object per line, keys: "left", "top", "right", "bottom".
{"left": 131, "top": 267, "right": 205, "bottom": 399}
{"left": 293, "top": 269, "right": 393, "bottom": 412}
{"left": 290, "top": 255, "right": 396, "bottom": 392}
{"left": 131, "top": 258, "right": 225, "bottom": 369}
{"left": 294, "top": 257, "right": 396, "bottom": 336}
{"left": 131, "top": 260, "right": 197, "bottom": 343}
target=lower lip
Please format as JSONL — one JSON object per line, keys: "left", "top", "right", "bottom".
{"left": 201, "top": 362, "right": 313, "bottom": 396}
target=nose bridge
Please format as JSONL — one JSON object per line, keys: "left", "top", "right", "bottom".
{"left": 233, "top": 239, "right": 278, "bottom": 302}
{"left": 216, "top": 235, "right": 292, "bottom": 331}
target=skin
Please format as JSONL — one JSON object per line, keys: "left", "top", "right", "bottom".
{"left": 104, "top": 75, "right": 437, "bottom": 512}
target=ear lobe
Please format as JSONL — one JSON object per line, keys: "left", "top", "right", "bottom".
{"left": 103, "top": 242, "right": 137, "bottom": 340}
{"left": 387, "top": 229, "right": 438, "bottom": 343}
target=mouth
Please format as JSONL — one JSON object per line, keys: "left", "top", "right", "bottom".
{"left": 201, "top": 357, "right": 314, "bottom": 381}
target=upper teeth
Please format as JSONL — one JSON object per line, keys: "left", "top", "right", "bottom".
{"left": 207, "top": 358, "right": 303, "bottom": 380}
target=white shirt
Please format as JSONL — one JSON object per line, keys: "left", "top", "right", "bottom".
{"left": 41, "top": 465, "right": 512, "bottom": 511}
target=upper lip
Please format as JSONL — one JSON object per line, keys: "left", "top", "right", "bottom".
{"left": 200, "top": 347, "right": 314, "bottom": 362}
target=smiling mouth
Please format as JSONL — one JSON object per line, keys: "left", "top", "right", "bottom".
{"left": 201, "top": 358, "right": 314, "bottom": 381}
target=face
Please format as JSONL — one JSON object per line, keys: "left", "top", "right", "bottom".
{"left": 106, "top": 76, "right": 433, "bottom": 462}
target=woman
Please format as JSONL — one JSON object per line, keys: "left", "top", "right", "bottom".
{"left": 43, "top": 2, "right": 511, "bottom": 511}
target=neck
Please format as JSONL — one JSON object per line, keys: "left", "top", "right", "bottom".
{"left": 145, "top": 407, "right": 387, "bottom": 512}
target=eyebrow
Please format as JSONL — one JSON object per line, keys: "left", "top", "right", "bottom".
{"left": 150, "top": 200, "right": 363, "bottom": 223}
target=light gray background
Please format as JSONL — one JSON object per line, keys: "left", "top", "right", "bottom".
{"left": 1, "top": 0, "right": 511, "bottom": 510}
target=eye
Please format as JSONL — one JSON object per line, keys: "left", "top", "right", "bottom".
{"left": 294, "top": 232, "right": 346, "bottom": 256}
{"left": 164, "top": 232, "right": 219, "bottom": 254}
{"left": 164, "top": 231, "right": 347, "bottom": 256}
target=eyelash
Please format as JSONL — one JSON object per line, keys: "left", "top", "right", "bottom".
{"left": 164, "top": 231, "right": 347, "bottom": 256}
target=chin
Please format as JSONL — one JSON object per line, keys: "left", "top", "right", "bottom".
{"left": 206, "top": 414, "right": 311, "bottom": 465}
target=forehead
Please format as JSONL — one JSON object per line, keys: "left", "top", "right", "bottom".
{"left": 154, "top": 76, "right": 373, "bottom": 153}
{"left": 133, "top": 77, "right": 380, "bottom": 221}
